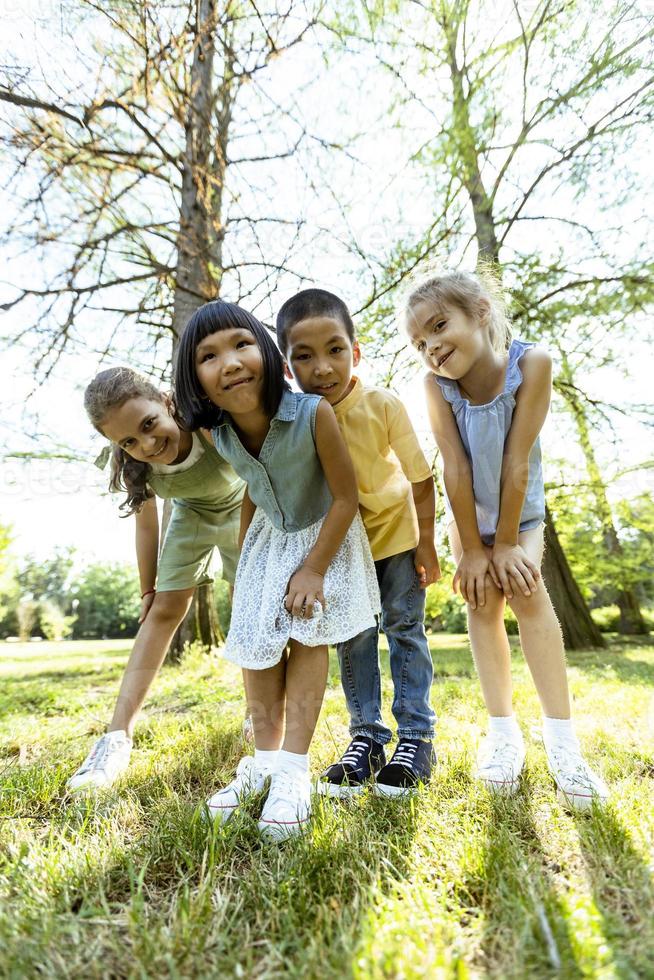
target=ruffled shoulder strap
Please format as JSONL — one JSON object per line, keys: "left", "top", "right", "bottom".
{"left": 505, "top": 339, "right": 536, "bottom": 395}
{"left": 433, "top": 374, "right": 463, "bottom": 407}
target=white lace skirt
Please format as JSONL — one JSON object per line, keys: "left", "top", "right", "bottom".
{"left": 224, "top": 509, "right": 381, "bottom": 669}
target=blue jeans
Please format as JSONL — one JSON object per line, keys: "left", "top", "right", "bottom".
{"left": 337, "top": 549, "right": 436, "bottom": 744}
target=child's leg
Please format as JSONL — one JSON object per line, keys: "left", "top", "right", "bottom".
{"left": 242, "top": 661, "right": 286, "bottom": 750}
{"left": 507, "top": 526, "right": 608, "bottom": 808}
{"left": 109, "top": 587, "right": 195, "bottom": 735}
{"left": 206, "top": 660, "right": 285, "bottom": 825}
{"left": 68, "top": 587, "right": 195, "bottom": 791}
{"left": 379, "top": 550, "right": 435, "bottom": 740}
{"left": 282, "top": 641, "right": 329, "bottom": 754}
{"left": 258, "top": 642, "right": 328, "bottom": 840}
{"left": 507, "top": 526, "right": 570, "bottom": 720}
{"left": 337, "top": 625, "right": 391, "bottom": 744}
{"left": 449, "top": 524, "right": 514, "bottom": 717}
{"left": 373, "top": 550, "right": 437, "bottom": 795}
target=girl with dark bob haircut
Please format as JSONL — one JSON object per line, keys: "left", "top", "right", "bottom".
{"left": 173, "top": 298, "right": 380, "bottom": 841}
{"left": 175, "top": 300, "right": 288, "bottom": 428}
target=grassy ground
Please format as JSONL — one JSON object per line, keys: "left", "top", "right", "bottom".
{"left": 0, "top": 635, "right": 652, "bottom": 979}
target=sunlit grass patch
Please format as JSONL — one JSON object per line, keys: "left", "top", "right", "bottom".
{"left": 1, "top": 636, "right": 652, "bottom": 977}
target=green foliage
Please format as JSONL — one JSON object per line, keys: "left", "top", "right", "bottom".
{"left": 551, "top": 489, "right": 654, "bottom": 607}
{"left": 425, "top": 573, "right": 467, "bottom": 632}
{"left": 0, "top": 522, "right": 19, "bottom": 634}
{"left": 71, "top": 563, "right": 140, "bottom": 639}
{"left": 38, "top": 599, "right": 76, "bottom": 642}
{"left": 592, "top": 605, "right": 654, "bottom": 634}
{"left": 16, "top": 600, "right": 38, "bottom": 642}
{"left": 213, "top": 578, "right": 232, "bottom": 636}
{"left": 16, "top": 547, "right": 75, "bottom": 608}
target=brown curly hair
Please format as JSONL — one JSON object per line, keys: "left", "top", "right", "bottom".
{"left": 85, "top": 366, "right": 181, "bottom": 517}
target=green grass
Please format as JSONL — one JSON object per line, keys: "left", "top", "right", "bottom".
{"left": 1, "top": 636, "right": 652, "bottom": 978}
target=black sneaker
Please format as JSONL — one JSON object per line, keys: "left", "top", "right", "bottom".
{"left": 375, "top": 739, "right": 436, "bottom": 797}
{"left": 317, "top": 736, "right": 387, "bottom": 798}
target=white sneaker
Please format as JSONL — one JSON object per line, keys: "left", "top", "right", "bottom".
{"left": 67, "top": 731, "right": 132, "bottom": 791}
{"left": 545, "top": 740, "right": 609, "bottom": 811}
{"left": 258, "top": 769, "right": 311, "bottom": 841}
{"left": 476, "top": 733, "right": 525, "bottom": 795}
{"left": 205, "top": 756, "right": 269, "bottom": 825}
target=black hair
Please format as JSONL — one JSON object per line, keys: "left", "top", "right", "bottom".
{"left": 174, "top": 300, "right": 289, "bottom": 429}
{"left": 276, "top": 288, "right": 355, "bottom": 353}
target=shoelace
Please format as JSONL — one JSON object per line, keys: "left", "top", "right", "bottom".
{"left": 549, "top": 745, "right": 596, "bottom": 789}
{"left": 269, "top": 771, "right": 307, "bottom": 805}
{"left": 227, "top": 759, "right": 258, "bottom": 791}
{"left": 479, "top": 740, "right": 521, "bottom": 772}
{"left": 78, "top": 735, "right": 115, "bottom": 774}
{"left": 341, "top": 740, "right": 373, "bottom": 767}
{"left": 391, "top": 742, "right": 419, "bottom": 768}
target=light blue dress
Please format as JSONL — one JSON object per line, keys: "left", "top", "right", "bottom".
{"left": 211, "top": 389, "right": 380, "bottom": 668}
{"left": 434, "top": 339, "right": 546, "bottom": 546}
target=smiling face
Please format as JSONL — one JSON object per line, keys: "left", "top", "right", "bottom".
{"left": 101, "top": 396, "right": 184, "bottom": 465}
{"left": 285, "top": 315, "right": 360, "bottom": 405}
{"left": 194, "top": 327, "right": 265, "bottom": 416}
{"left": 404, "top": 299, "right": 488, "bottom": 379}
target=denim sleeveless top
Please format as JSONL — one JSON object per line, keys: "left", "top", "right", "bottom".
{"left": 212, "top": 389, "right": 332, "bottom": 532}
{"left": 435, "top": 339, "right": 545, "bottom": 545}
{"left": 146, "top": 430, "right": 244, "bottom": 516}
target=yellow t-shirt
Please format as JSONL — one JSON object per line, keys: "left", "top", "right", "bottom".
{"left": 333, "top": 377, "right": 433, "bottom": 561}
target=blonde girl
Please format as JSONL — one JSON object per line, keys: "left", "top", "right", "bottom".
{"left": 401, "top": 268, "right": 607, "bottom": 810}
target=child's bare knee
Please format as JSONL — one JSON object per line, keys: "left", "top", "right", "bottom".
{"left": 151, "top": 589, "right": 193, "bottom": 623}
{"left": 468, "top": 586, "right": 504, "bottom": 622}
{"left": 508, "top": 585, "right": 547, "bottom": 621}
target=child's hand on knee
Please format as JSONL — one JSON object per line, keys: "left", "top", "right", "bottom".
{"left": 138, "top": 591, "right": 156, "bottom": 624}
{"left": 454, "top": 549, "right": 497, "bottom": 609}
{"left": 491, "top": 543, "right": 540, "bottom": 599}
{"left": 284, "top": 564, "right": 326, "bottom": 619}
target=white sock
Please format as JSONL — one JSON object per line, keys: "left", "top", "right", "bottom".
{"left": 488, "top": 714, "right": 523, "bottom": 743}
{"left": 542, "top": 716, "right": 578, "bottom": 747}
{"left": 277, "top": 749, "right": 309, "bottom": 774}
{"left": 254, "top": 748, "right": 279, "bottom": 772}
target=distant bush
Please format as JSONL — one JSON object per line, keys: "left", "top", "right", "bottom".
{"left": 71, "top": 563, "right": 140, "bottom": 639}
{"left": 39, "top": 600, "right": 76, "bottom": 642}
{"left": 592, "top": 604, "right": 654, "bottom": 633}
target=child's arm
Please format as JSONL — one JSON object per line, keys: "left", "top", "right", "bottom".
{"left": 411, "top": 477, "right": 441, "bottom": 587}
{"left": 385, "top": 396, "right": 441, "bottom": 587}
{"left": 284, "top": 400, "right": 359, "bottom": 619}
{"left": 134, "top": 496, "right": 159, "bottom": 623}
{"left": 493, "top": 350, "right": 550, "bottom": 599}
{"left": 424, "top": 374, "right": 500, "bottom": 609}
{"left": 238, "top": 488, "right": 257, "bottom": 550}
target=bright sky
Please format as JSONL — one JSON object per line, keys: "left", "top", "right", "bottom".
{"left": 1, "top": 3, "right": 652, "bottom": 568}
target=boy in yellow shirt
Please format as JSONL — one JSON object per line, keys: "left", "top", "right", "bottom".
{"left": 276, "top": 289, "right": 441, "bottom": 796}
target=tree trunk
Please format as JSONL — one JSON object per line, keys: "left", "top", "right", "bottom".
{"left": 167, "top": 0, "right": 226, "bottom": 660}
{"left": 542, "top": 507, "right": 605, "bottom": 649}
{"left": 559, "top": 360, "right": 648, "bottom": 635}
{"left": 443, "top": 17, "right": 604, "bottom": 649}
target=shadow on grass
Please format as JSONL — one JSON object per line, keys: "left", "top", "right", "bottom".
{"left": 461, "top": 789, "right": 580, "bottom": 978}
{"left": 5, "top": 723, "right": 422, "bottom": 976}
{"left": 5, "top": 666, "right": 123, "bottom": 683}
{"left": 573, "top": 806, "right": 654, "bottom": 978}
{"left": 565, "top": 638, "right": 654, "bottom": 686}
